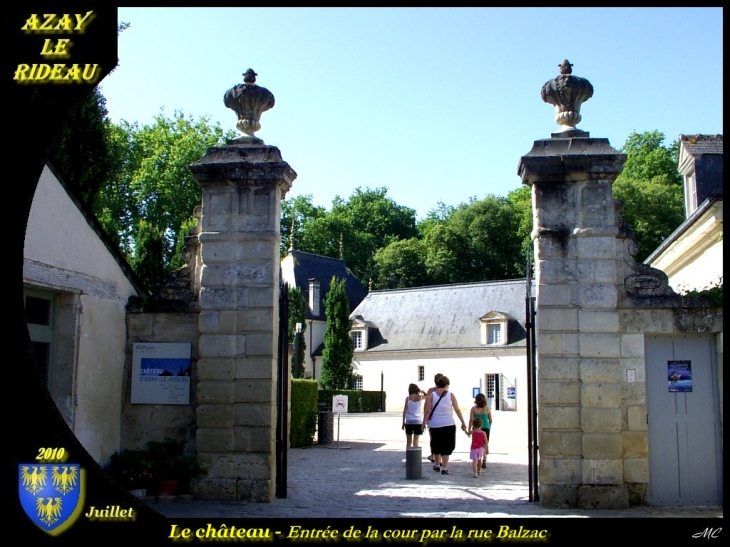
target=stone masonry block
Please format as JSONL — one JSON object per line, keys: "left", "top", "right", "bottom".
{"left": 247, "top": 286, "right": 277, "bottom": 307}
{"left": 200, "top": 240, "right": 245, "bottom": 263}
{"left": 234, "top": 380, "right": 276, "bottom": 404}
{"left": 562, "top": 333, "right": 579, "bottom": 355}
{"left": 623, "top": 458, "right": 649, "bottom": 483}
{"left": 575, "top": 283, "right": 617, "bottom": 308}
{"left": 234, "top": 405, "right": 276, "bottom": 428}
{"left": 197, "top": 358, "right": 235, "bottom": 381}
{"left": 577, "top": 485, "right": 628, "bottom": 510}
{"left": 578, "top": 310, "right": 619, "bottom": 333}
{"left": 148, "top": 313, "right": 199, "bottom": 337}
{"left": 199, "top": 311, "right": 220, "bottom": 333}
{"left": 621, "top": 430, "right": 648, "bottom": 458}
{"left": 233, "top": 426, "right": 275, "bottom": 453}
{"left": 621, "top": 358, "right": 646, "bottom": 382}
{"left": 245, "top": 333, "right": 276, "bottom": 356}
{"left": 538, "top": 308, "right": 578, "bottom": 331}
{"left": 576, "top": 237, "right": 615, "bottom": 259}
{"left": 538, "top": 484, "right": 579, "bottom": 509}
{"left": 627, "top": 405, "right": 647, "bottom": 431}
{"left": 199, "top": 287, "right": 238, "bottom": 310}
{"left": 579, "top": 333, "right": 620, "bottom": 358}
{"left": 619, "top": 309, "right": 673, "bottom": 333}
{"left": 581, "top": 383, "right": 621, "bottom": 408}
{"left": 199, "top": 334, "right": 246, "bottom": 358}
{"left": 538, "top": 406, "right": 580, "bottom": 430}
{"left": 536, "top": 284, "right": 571, "bottom": 307}
{"left": 539, "top": 457, "right": 582, "bottom": 485}
{"left": 192, "top": 478, "right": 237, "bottom": 501}
{"left": 197, "top": 452, "right": 272, "bottom": 480}
{"left": 235, "top": 357, "right": 276, "bottom": 379}
{"left": 581, "top": 458, "right": 623, "bottom": 484}
{"left": 236, "top": 308, "right": 275, "bottom": 333}
{"left": 196, "top": 405, "right": 234, "bottom": 429}
{"left": 538, "top": 333, "right": 563, "bottom": 355}
{"left": 538, "top": 431, "right": 582, "bottom": 457}
{"left": 579, "top": 358, "right": 621, "bottom": 382}
{"left": 621, "top": 382, "right": 646, "bottom": 407}
{"left": 197, "top": 428, "right": 235, "bottom": 452}
{"left": 581, "top": 408, "right": 621, "bottom": 432}
{"left": 197, "top": 380, "right": 234, "bottom": 404}
{"left": 219, "top": 311, "right": 237, "bottom": 334}
{"left": 594, "top": 260, "right": 617, "bottom": 283}
{"left": 582, "top": 432, "right": 622, "bottom": 459}
{"left": 539, "top": 382, "right": 580, "bottom": 405}
{"left": 621, "top": 334, "right": 645, "bottom": 358}
{"left": 236, "top": 479, "right": 273, "bottom": 502}
{"left": 537, "top": 357, "right": 580, "bottom": 381}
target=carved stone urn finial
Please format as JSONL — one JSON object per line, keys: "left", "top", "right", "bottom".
{"left": 541, "top": 60, "right": 593, "bottom": 135}
{"left": 224, "top": 68, "right": 275, "bottom": 140}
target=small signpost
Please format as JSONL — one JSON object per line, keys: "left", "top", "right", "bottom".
{"left": 332, "top": 395, "right": 348, "bottom": 449}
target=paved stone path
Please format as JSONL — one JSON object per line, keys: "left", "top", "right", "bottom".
{"left": 147, "top": 412, "right": 722, "bottom": 519}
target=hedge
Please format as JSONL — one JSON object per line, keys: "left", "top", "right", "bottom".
{"left": 290, "top": 379, "right": 318, "bottom": 448}
{"left": 318, "top": 389, "right": 385, "bottom": 413}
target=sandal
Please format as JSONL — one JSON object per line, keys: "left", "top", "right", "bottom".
{"left": 432, "top": 465, "right": 440, "bottom": 472}
{"left": 427, "top": 455, "right": 435, "bottom": 463}
{"left": 441, "top": 468, "right": 450, "bottom": 475}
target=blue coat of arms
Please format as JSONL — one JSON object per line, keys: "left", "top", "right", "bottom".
{"left": 19, "top": 464, "right": 85, "bottom": 535}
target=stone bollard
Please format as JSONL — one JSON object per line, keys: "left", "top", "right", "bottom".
{"left": 405, "top": 447, "right": 422, "bottom": 479}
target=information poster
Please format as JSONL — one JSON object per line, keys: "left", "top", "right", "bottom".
{"left": 132, "top": 343, "right": 192, "bottom": 404}
{"left": 667, "top": 360, "right": 692, "bottom": 393}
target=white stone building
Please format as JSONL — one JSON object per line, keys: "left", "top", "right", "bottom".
{"left": 348, "top": 279, "right": 528, "bottom": 414}
{"left": 645, "top": 134, "right": 723, "bottom": 293}
{"left": 23, "top": 163, "right": 144, "bottom": 464}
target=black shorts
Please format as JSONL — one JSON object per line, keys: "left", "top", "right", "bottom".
{"left": 429, "top": 425, "right": 457, "bottom": 456}
{"left": 405, "top": 424, "right": 422, "bottom": 436}
{"left": 483, "top": 427, "right": 490, "bottom": 440}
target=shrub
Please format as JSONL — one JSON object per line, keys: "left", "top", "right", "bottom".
{"left": 290, "top": 379, "right": 318, "bottom": 447}
{"left": 318, "top": 390, "right": 385, "bottom": 413}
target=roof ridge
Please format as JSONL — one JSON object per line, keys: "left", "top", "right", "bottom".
{"left": 368, "top": 278, "right": 526, "bottom": 295}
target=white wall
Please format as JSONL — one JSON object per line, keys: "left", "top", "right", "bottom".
{"left": 24, "top": 165, "right": 138, "bottom": 464}
{"left": 352, "top": 349, "right": 527, "bottom": 416}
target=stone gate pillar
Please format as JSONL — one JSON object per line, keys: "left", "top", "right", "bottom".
{"left": 190, "top": 69, "right": 296, "bottom": 501}
{"left": 518, "top": 61, "right": 631, "bottom": 508}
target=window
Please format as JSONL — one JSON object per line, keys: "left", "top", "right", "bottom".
{"left": 24, "top": 290, "right": 55, "bottom": 387}
{"left": 351, "top": 331, "right": 362, "bottom": 349}
{"left": 480, "top": 311, "right": 508, "bottom": 346}
{"left": 354, "top": 375, "right": 363, "bottom": 390}
{"left": 418, "top": 366, "right": 425, "bottom": 382}
{"left": 487, "top": 324, "right": 502, "bottom": 345}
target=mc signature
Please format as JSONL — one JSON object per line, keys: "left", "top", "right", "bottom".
{"left": 693, "top": 528, "right": 722, "bottom": 539}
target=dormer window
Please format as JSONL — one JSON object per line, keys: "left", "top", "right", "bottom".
{"left": 480, "top": 311, "right": 509, "bottom": 346}
{"left": 349, "top": 315, "right": 369, "bottom": 352}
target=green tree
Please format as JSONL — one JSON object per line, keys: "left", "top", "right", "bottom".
{"left": 280, "top": 195, "right": 327, "bottom": 256}
{"left": 288, "top": 286, "right": 307, "bottom": 378}
{"left": 93, "top": 110, "right": 233, "bottom": 288}
{"left": 320, "top": 277, "right": 354, "bottom": 390}
{"left": 49, "top": 87, "right": 118, "bottom": 205}
{"left": 613, "top": 131, "right": 684, "bottom": 262}
{"left": 373, "top": 237, "right": 429, "bottom": 289}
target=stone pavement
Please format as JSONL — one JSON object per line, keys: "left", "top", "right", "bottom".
{"left": 147, "top": 412, "right": 722, "bottom": 519}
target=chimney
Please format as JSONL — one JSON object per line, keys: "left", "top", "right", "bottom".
{"left": 308, "top": 278, "right": 320, "bottom": 316}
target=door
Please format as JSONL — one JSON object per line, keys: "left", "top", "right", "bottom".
{"left": 645, "top": 334, "right": 723, "bottom": 505}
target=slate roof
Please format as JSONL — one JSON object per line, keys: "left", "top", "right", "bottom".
{"left": 350, "top": 279, "right": 528, "bottom": 352}
{"left": 281, "top": 250, "right": 368, "bottom": 321}
{"left": 679, "top": 134, "right": 723, "bottom": 156}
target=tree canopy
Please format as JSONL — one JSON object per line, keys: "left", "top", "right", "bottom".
{"left": 613, "top": 131, "right": 684, "bottom": 262}
{"left": 93, "top": 110, "right": 233, "bottom": 288}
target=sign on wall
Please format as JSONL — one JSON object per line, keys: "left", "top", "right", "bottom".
{"left": 131, "top": 343, "right": 192, "bottom": 404}
{"left": 667, "top": 360, "right": 692, "bottom": 393}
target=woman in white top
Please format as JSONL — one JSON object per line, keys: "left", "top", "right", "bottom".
{"left": 422, "top": 375, "right": 467, "bottom": 475}
{"left": 402, "top": 383, "right": 426, "bottom": 448}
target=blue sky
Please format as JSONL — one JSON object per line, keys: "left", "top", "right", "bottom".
{"left": 100, "top": 7, "right": 723, "bottom": 220}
